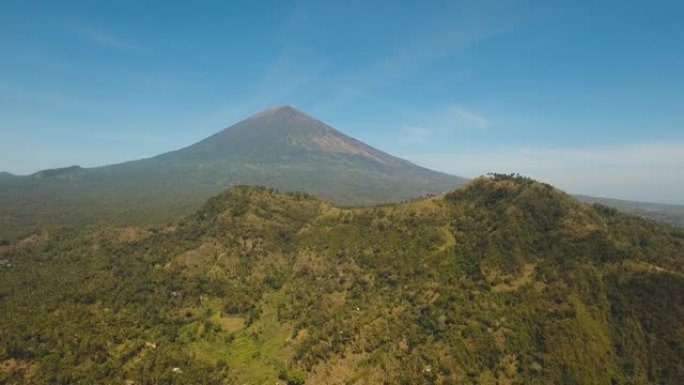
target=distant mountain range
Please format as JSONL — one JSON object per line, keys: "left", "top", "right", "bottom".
{"left": 1, "top": 106, "right": 682, "bottom": 239}
{"left": 0, "top": 106, "right": 467, "bottom": 239}
{"left": 575, "top": 195, "right": 684, "bottom": 228}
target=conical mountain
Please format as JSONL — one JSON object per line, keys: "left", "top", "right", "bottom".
{"left": 0, "top": 106, "right": 466, "bottom": 238}
{"left": 124, "top": 105, "right": 466, "bottom": 203}
{"left": 182, "top": 105, "right": 365, "bottom": 158}
{"left": 159, "top": 105, "right": 457, "bottom": 182}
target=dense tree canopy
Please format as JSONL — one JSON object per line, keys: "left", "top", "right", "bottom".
{"left": 0, "top": 179, "right": 682, "bottom": 384}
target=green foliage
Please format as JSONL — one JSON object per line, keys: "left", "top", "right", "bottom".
{"left": 593, "top": 203, "right": 619, "bottom": 216}
{"left": 0, "top": 179, "right": 682, "bottom": 384}
{"left": 279, "top": 367, "right": 307, "bottom": 385}
{"left": 486, "top": 172, "right": 535, "bottom": 184}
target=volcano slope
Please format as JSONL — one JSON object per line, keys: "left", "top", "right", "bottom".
{"left": 0, "top": 175, "right": 682, "bottom": 384}
{"left": 0, "top": 106, "right": 466, "bottom": 241}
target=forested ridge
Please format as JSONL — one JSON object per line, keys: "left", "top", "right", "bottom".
{"left": 0, "top": 176, "right": 682, "bottom": 384}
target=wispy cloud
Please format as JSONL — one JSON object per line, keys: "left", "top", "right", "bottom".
{"left": 451, "top": 106, "right": 489, "bottom": 129}
{"left": 195, "top": 1, "right": 524, "bottom": 130}
{"left": 0, "top": 83, "right": 80, "bottom": 107}
{"left": 406, "top": 141, "right": 684, "bottom": 204}
{"left": 272, "top": 3, "right": 524, "bottom": 118}
{"left": 399, "top": 126, "right": 432, "bottom": 144}
{"left": 77, "top": 28, "right": 144, "bottom": 53}
{"left": 318, "top": 26, "right": 512, "bottom": 114}
{"left": 395, "top": 105, "right": 491, "bottom": 138}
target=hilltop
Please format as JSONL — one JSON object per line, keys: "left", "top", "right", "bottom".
{"left": 0, "top": 106, "right": 466, "bottom": 240}
{"left": 1, "top": 176, "right": 682, "bottom": 384}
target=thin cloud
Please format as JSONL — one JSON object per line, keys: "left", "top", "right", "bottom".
{"left": 406, "top": 141, "right": 684, "bottom": 204}
{"left": 304, "top": 5, "right": 523, "bottom": 116}
{"left": 451, "top": 106, "right": 489, "bottom": 129}
{"left": 200, "top": 3, "right": 522, "bottom": 123}
{"left": 0, "top": 83, "right": 80, "bottom": 106}
{"left": 77, "top": 28, "right": 145, "bottom": 53}
{"left": 328, "top": 23, "right": 513, "bottom": 102}
{"left": 399, "top": 105, "right": 491, "bottom": 136}
{"left": 399, "top": 126, "right": 432, "bottom": 144}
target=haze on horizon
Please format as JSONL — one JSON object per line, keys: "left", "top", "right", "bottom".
{"left": 1, "top": 0, "right": 683, "bottom": 204}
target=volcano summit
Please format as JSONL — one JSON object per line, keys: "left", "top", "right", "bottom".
{"left": 0, "top": 106, "right": 466, "bottom": 238}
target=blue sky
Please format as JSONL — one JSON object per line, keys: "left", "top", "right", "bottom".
{"left": 1, "top": 0, "right": 683, "bottom": 203}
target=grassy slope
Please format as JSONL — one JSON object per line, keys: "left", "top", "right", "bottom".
{"left": 0, "top": 178, "right": 682, "bottom": 384}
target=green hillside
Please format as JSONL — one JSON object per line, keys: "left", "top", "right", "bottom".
{"left": 1, "top": 176, "right": 682, "bottom": 384}
{"left": 0, "top": 106, "right": 466, "bottom": 241}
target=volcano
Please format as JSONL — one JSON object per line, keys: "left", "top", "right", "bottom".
{"left": 0, "top": 106, "right": 466, "bottom": 237}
